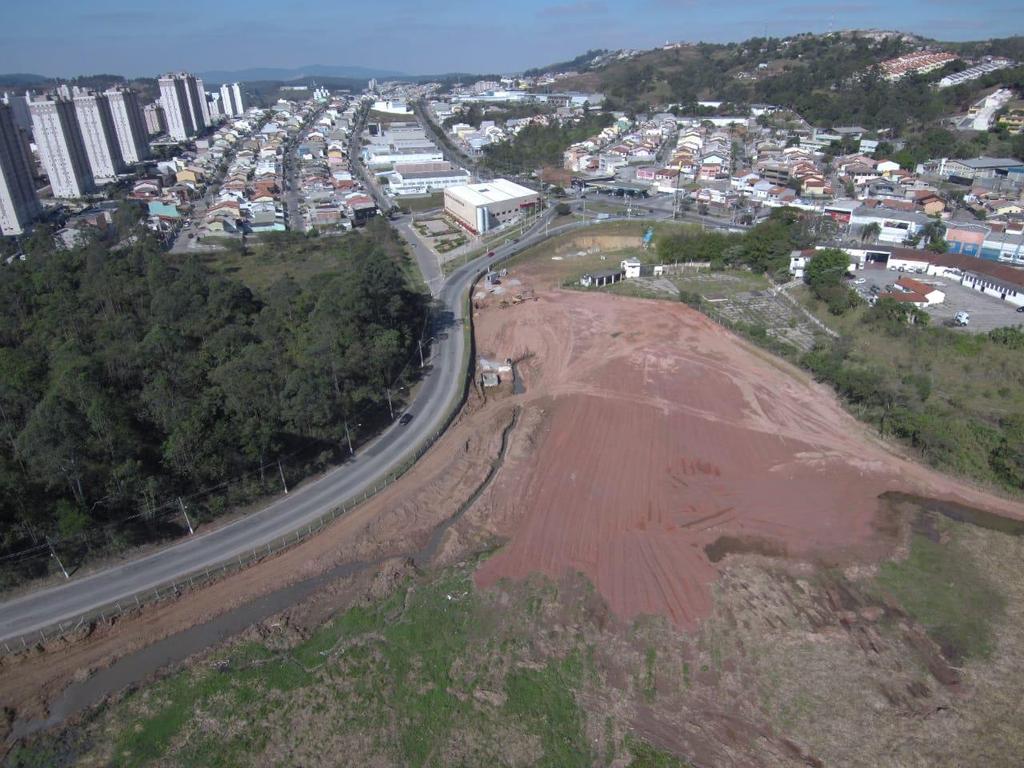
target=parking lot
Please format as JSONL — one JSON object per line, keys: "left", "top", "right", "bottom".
{"left": 853, "top": 267, "right": 1024, "bottom": 333}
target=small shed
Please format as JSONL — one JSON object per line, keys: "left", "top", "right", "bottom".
{"left": 580, "top": 268, "right": 624, "bottom": 288}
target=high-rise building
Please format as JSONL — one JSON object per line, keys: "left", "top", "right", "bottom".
{"left": 206, "top": 91, "right": 222, "bottom": 120}
{"left": 73, "top": 92, "right": 124, "bottom": 182}
{"left": 0, "top": 103, "right": 42, "bottom": 235}
{"left": 158, "top": 73, "right": 206, "bottom": 141}
{"left": 29, "top": 96, "right": 95, "bottom": 198}
{"left": 219, "top": 82, "right": 246, "bottom": 117}
{"left": 1, "top": 91, "right": 32, "bottom": 133}
{"left": 104, "top": 87, "right": 150, "bottom": 163}
{"left": 195, "top": 78, "right": 211, "bottom": 125}
{"left": 143, "top": 103, "right": 166, "bottom": 136}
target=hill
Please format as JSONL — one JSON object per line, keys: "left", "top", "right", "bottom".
{"left": 548, "top": 32, "right": 1024, "bottom": 133}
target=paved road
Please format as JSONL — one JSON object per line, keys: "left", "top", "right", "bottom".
{"left": 0, "top": 207, "right": 604, "bottom": 645}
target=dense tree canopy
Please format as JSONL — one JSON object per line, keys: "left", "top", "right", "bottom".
{"left": 0, "top": 226, "right": 427, "bottom": 581}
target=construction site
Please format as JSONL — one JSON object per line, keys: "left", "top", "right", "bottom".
{"left": 4, "top": 232, "right": 1024, "bottom": 767}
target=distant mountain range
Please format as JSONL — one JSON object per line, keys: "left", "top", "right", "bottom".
{"left": 196, "top": 64, "right": 408, "bottom": 84}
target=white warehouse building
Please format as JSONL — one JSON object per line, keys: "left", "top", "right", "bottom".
{"left": 444, "top": 179, "right": 540, "bottom": 235}
{"left": 388, "top": 161, "right": 471, "bottom": 196}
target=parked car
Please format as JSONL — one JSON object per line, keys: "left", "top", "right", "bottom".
{"left": 399, "top": 413, "right": 414, "bottom": 425}
{"left": 854, "top": 278, "right": 866, "bottom": 284}
{"left": 954, "top": 311, "right": 970, "bottom": 327}
{"left": 1016, "top": 306, "right": 1024, "bottom": 313}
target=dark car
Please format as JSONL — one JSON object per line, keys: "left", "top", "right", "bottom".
{"left": 487, "top": 251, "right": 495, "bottom": 258}
{"left": 1017, "top": 306, "right": 1024, "bottom": 313}
{"left": 399, "top": 413, "right": 414, "bottom": 425}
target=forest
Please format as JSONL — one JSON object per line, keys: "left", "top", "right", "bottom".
{"left": 0, "top": 223, "right": 428, "bottom": 584}
{"left": 481, "top": 111, "right": 612, "bottom": 174}
{"left": 591, "top": 33, "right": 1024, "bottom": 137}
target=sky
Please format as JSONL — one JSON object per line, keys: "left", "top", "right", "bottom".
{"left": 1, "top": 0, "right": 1022, "bottom": 78}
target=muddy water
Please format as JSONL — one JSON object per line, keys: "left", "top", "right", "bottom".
{"left": 880, "top": 491, "right": 1024, "bottom": 536}
{"left": 11, "top": 407, "right": 523, "bottom": 740}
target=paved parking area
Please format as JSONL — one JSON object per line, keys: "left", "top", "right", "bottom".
{"left": 852, "top": 268, "right": 1024, "bottom": 332}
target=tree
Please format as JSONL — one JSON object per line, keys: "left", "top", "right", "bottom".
{"left": 804, "top": 248, "right": 850, "bottom": 292}
{"left": 860, "top": 222, "right": 881, "bottom": 244}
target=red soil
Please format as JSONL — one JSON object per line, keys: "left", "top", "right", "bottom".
{"left": 472, "top": 285, "right": 1024, "bottom": 630}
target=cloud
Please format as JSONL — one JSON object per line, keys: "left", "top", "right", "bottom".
{"left": 538, "top": 1, "right": 608, "bottom": 17}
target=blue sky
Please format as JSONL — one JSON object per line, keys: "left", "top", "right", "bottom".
{"left": 1, "top": 0, "right": 1021, "bottom": 77}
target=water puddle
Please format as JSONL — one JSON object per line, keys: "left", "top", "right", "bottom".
{"left": 879, "top": 491, "right": 1024, "bottom": 536}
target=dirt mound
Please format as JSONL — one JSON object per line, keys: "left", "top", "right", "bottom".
{"left": 472, "top": 286, "right": 1024, "bottom": 629}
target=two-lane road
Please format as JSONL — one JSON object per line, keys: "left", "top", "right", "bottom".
{"left": 0, "top": 208, "right": 600, "bottom": 646}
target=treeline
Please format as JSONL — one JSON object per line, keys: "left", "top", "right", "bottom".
{"left": 656, "top": 207, "right": 825, "bottom": 277}
{"left": 803, "top": 323, "right": 1024, "bottom": 493}
{"left": 482, "top": 112, "right": 612, "bottom": 174}
{"left": 0, "top": 226, "right": 427, "bottom": 580}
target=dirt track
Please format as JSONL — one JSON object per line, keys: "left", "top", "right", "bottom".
{"left": 469, "top": 261, "right": 1024, "bottom": 629}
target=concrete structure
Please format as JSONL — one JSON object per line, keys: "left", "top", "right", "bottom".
{"left": 30, "top": 97, "right": 95, "bottom": 198}
{"left": 143, "top": 103, "right": 166, "bottom": 136}
{"left": 195, "top": 78, "right": 211, "bottom": 126}
{"left": 443, "top": 179, "right": 540, "bottom": 234}
{"left": 104, "top": 87, "right": 150, "bottom": 164}
{"left": 0, "top": 103, "right": 42, "bottom": 235}
{"left": 580, "top": 268, "right": 623, "bottom": 287}
{"left": 159, "top": 73, "right": 206, "bottom": 141}
{"left": 73, "top": 93, "right": 124, "bottom": 182}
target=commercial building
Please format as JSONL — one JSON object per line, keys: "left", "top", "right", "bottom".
{"left": 0, "top": 103, "right": 42, "bottom": 235}
{"left": 30, "top": 96, "right": 95, "bottom": 198}
{"left": 159, "top": 73, "right": 206, "bottom": 141}
{"left": 938, "top": 156, "right": 1024, "bottom": 182}
{"left": 103, "top": 87, "right": 150, "bottom": 164}
{"left": 388, "top": 161, "right": 470, "bottom": 196}
{"left": 444, "top": 179, "right": 540, "bottom": 234}
{"left": 73, "top": 92, "right": 125, "bottom": 182}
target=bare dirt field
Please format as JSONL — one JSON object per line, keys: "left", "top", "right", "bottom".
{"left": 465, "top": 256, "right": 1024, "bottom": 630}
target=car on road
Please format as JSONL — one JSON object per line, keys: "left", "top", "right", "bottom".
{"left": 399, "top": 413, "right": 414, "bottom": 425}
{"left": 487, "top": 251, "right": 495, "bottom": 258}
{"left": 1017, "top": 306, "right": 1024, "bottom": 313}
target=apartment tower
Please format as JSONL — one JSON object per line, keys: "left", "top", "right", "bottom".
{"left": 0, "top": 103, "right": 42, "bottom": 235}
{"left": 104, "top": 87, "right": 150, "bottom": 163}
{"left": 29, "top": 96, "right": 95, "bottom": 198}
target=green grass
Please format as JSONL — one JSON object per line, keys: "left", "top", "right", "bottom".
{"left": 95, "top": 567, "right": 596, "bottom": 767}
{"left": 875, "top": 525, "right": 1007, "bottom": 661}
{"left": 400, "top": 192, "right": 445, "bottom": 212}
{"left": 670, "top": 269, "right": 770, "bottom": 297}
{"left": 625, "top": 736, "right": 694, "bottom": 767}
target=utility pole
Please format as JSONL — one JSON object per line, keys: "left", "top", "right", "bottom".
{"left": 385, "top": 387, "right": 394, "bottom": 421}
{"left": 344, "top": 420, "right": 354, "bottom": 456}
{"left": 178, "top": 497, "right": 195, "bottom": 535}
{"left": 418, "top": 338, "right": 425, "bottom": 367}
{"left": 277, "top": 459, "right": 288, "bottom": 494}
{"left": 46, "top": 537, "right": 69, "bottom": 580}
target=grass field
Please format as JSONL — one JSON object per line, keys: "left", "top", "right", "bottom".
{"left": 24, "top": 564, "right": 687, "bottom": 767}
{"left": 399, "top": 192, "right": 445, "bottom": 213}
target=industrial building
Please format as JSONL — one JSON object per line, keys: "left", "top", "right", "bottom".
{"left": 388, "top": 161, "right": 470, "bottom": 196}
{"left": 443, "top": 179, "right": 539, "bottom": 234}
